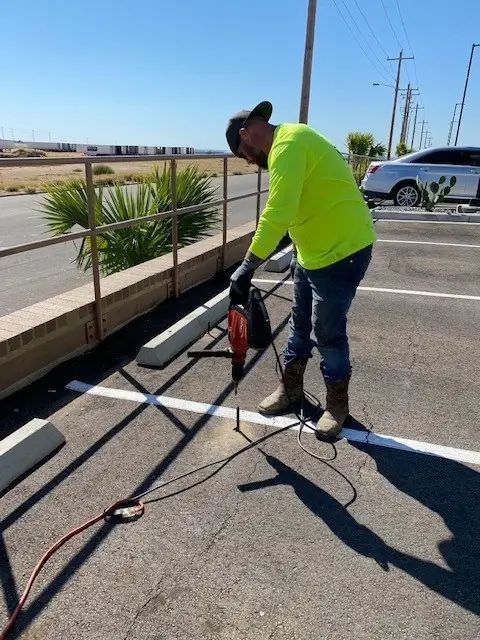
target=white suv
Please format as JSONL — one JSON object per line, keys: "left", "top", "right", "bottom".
{"left": 360, "top": 146, "right": 480, "bottom": 207}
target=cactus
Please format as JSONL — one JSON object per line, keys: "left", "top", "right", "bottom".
{"left": 416, "top": 175, "right": 457, "bottom": 211}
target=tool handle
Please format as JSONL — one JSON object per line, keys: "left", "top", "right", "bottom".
{"left": 187, "top": 349, "right": 233, "bottom": 359}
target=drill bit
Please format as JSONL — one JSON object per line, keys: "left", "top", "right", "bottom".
{"left": 235, "top": 404, "right": 240, "bottom": 432}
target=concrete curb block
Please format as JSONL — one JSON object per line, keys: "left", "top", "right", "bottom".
{"left": 264, "top": 244, "right": 293, "bottom": 272}
{"left": 372, "top": 209, "right": 480, "bottom": 223}
{"left": 136, "top": 288, "right": 230, "bottom": 367}
{"left": 0, "top": 419, "right": 66, "bottom": 494}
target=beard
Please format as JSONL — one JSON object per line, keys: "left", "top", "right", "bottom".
{"left": 256, "top": 151, "right": 269, "bottom": 170}
{"left": 246, "top": 144, "right": 268, "bottom": 170}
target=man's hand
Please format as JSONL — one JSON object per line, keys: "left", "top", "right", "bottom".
{"left": 229, "top": 252, "right": 262, "bottom": 304}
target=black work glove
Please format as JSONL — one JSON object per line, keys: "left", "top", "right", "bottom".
{"left": 290, "top": 247, "right": 297, "bottom": 279}
{"left": 230, "top": 252, "right": 262, "bottom": 305}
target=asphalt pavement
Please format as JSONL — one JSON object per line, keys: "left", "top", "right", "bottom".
{"left": 1, "top": 220, "right": 480, "bottom": 639}
{"left": 0, "top": 174, "right": 268, "bottom": 317}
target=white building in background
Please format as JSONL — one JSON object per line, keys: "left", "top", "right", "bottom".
{"left": 0, "top": 139, "right": 195, "bottom": 156}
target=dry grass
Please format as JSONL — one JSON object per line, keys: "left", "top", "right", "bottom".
{"left": 0, "top": 152, "right": 256, "bottom": 193}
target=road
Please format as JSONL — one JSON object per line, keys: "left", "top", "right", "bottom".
{"left": 0, "top": 174, "right": 269, "bottom": 317}
{"left": 1, "top": 221, "right": 480, "bottom": 639}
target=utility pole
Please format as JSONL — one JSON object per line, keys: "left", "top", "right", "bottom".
{"left": 296, "top": 0, "right": 317, "bottom": 258}
{"left": 454, "top": 43, "right": 479, "bottom": 145}
{"left": 386, "top": 50, "right": 414, "bottom": 159}
{"left": 400, "top": 85, "right": 420, "bottom": 145}
{"left": 419, "top": 120, "right": 427, "bottom": 149}
{"left": 410, "top": 104, "right": 423, "bottom": 149}
{"left": 299, "top": 0, "right": 317, "bottom": 124}
{"left": 447, "top": 103, "right": 461, "bottom": 145}
{"left": 0, "top": 126, "right": 3, "bottom": 139}
{"left": 399, "top": 84, "right": 411, "bottom": 144}
{"left": 32, "top": 129, "right": 35, "bottom": 142}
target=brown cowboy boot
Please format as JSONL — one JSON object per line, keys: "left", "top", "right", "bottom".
{"left": 315, "top": 374, "right": 351, "bottom": 440}
{"left": 257, "top": 357, "right": 308, "bottom": 415}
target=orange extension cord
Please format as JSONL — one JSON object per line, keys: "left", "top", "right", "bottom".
{"left": 0, "top": 498, "right": 144, "bottom": 640}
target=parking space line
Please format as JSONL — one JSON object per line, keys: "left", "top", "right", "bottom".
{"left": 66, "top": 380, "right": 480, "bottom": 467}
{"left": 252, "top": 279, "right": 480, "bottom": 301}
{"left": 375, "top": 219, "right": 480, "bottom": 226}
{"left": 378, "top": 239, "right": 480, "bottom": 249}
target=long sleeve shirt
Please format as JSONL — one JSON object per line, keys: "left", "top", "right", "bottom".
{"left": 248, "top": 123, "right": 376, "bottom": 270}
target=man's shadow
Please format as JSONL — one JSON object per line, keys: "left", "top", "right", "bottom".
{"left": 238, "top": 449, "right": 480, "bottom": 617}
{"left": 351, "top": 440, "right": 480, "bottom": 589}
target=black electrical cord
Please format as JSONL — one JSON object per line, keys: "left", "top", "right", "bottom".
{"left": 133, "top": 321, "right": 357, "bottom": 509}
{"left": 1, "top": 282, "right": 357, "bottom": 639}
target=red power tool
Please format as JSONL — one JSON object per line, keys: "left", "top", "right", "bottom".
{"left": 187, "top": 286, "right": 272, "bottom": 393}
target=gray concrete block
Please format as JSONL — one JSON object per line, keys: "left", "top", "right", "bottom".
{"left": 457, "top": 204, "right": 480, "bottom": 214}
{"left": 0, "top": 419, "right": 65, "bottom": 494}
{"left": 372, "top": 209, "right": 480, "bottom": 223}
{"left": 264, "top": 244, "right": 293, "bottom": 272}
{"left": 136, "top": 288, "right": 230, "bottom": 367}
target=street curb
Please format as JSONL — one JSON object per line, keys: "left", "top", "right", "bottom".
{"left": 136, "top": 288, "right": 229, "bottom": 367}
{"left": 0, "top": 419, "right": 66, "bottom": 494}
{"left": 264, "top": 244, "right": 293, "bottom": 272}
{"left": 372, "top": 209, "right": 480, "bottom": 223}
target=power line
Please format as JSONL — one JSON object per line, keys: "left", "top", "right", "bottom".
{"left": 353, "top": 0, "right": 389, "bottom": 57}
{"left": 338, "top": 0, "right": 395, "bottom": 80}
{"left": 393, "top": 0, "right": 426, "bottom": 123}
{"left": 380, "top": 0, "right": 403, "bottom": 50}
{"left": 395, "top": 0, "right": 414, "bottom": 53}
{"left": 380, "top": 0, "right": 414, "bottom": 87}
{"left": 395, "top": 0, "right": 420, "bottom": 93}
{"left": 331, "top": 0, "right": 393, "bottom": 84}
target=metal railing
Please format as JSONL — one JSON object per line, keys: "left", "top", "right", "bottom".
{"left": 0, "top": 153, "right": 267, "bottom": 341}
{"left": 343, "top": 152, "right": 379, "bottom": 185}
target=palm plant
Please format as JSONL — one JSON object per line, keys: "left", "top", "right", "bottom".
{"left": 346, "top": 132, "right": 375, "bottom": 157}
{"left": 396, "top": 142, "right": 414, "bottom": 157}
{"left": 368, "top": 142, "right": 387, "bottom": 159}
{"left": 41, "top": 164, "right": 220, "bottom": 276}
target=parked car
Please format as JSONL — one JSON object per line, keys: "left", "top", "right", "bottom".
{"left": 360, "top": 146, "right": 480, "bottom": 207}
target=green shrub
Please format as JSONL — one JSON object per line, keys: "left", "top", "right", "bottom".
{"left": 41, "top": 164, "right": 220, "bottom": 276}
{"left": 233, "top": 171, "right": 243, "bottom": 176}
{"left": 6, "top": 186, "right": 19, "bottom": 192}
{"left": 94, "top": 177, "right": 117, "bottom": 187}
{"left": 73, "top": 168, "right": 82, "bottom": 173}
{"left": 93, "top": 164, "right": 114, "bottom": 176}
{"left": 26, "top": 187, "right": 37, "bottom": 194}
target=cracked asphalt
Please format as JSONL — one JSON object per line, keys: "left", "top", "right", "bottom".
{"left": 1, "top": 220, "right": 480, "bottom": 639}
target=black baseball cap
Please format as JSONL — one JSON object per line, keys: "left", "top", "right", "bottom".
{"left": 225, "top": 100, "right": 273, "bottom": 156}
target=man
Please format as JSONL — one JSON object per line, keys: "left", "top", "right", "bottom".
{"left": 225, "top": 101, "right": 376, "bottom": 440}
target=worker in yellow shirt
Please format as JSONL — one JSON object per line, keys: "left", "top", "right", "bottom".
{"left": 225, "top": 101, "right": 376, "bottom": 440}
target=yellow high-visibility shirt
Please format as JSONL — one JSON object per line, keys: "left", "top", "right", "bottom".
{"left": 249, "top": 123, "right": 376, "bottom": 270}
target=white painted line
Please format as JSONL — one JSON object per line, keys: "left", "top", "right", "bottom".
{"left": 253, "top": 279, "right": 480, "bottom": 301}
{"left": 359, "top": 286, "right": 480, "bottom": 301}
{"left": 66, "top": 380, "right": 480, "bottom": 467}
{"left": 264, "top": 245, "right": 293, "bottom": 272}
{"left": 136, "top": 287, "right": 230, "bottom": 367}
{"left": 378, "top": 239, "right": 480, "bottom": 249}
{"left": 0, "top": 419, "right": 65, "bottom": 494}
{"left": 375, "top": 219, "right": 480, "bottom": 226}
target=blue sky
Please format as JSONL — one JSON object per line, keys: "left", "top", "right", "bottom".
{"left": 1, "top": 0, "right": 479, "bottom": 152}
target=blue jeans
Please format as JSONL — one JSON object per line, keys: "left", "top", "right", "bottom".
{"left": 284, "top": 245, "right": 373, "bottom": 381}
